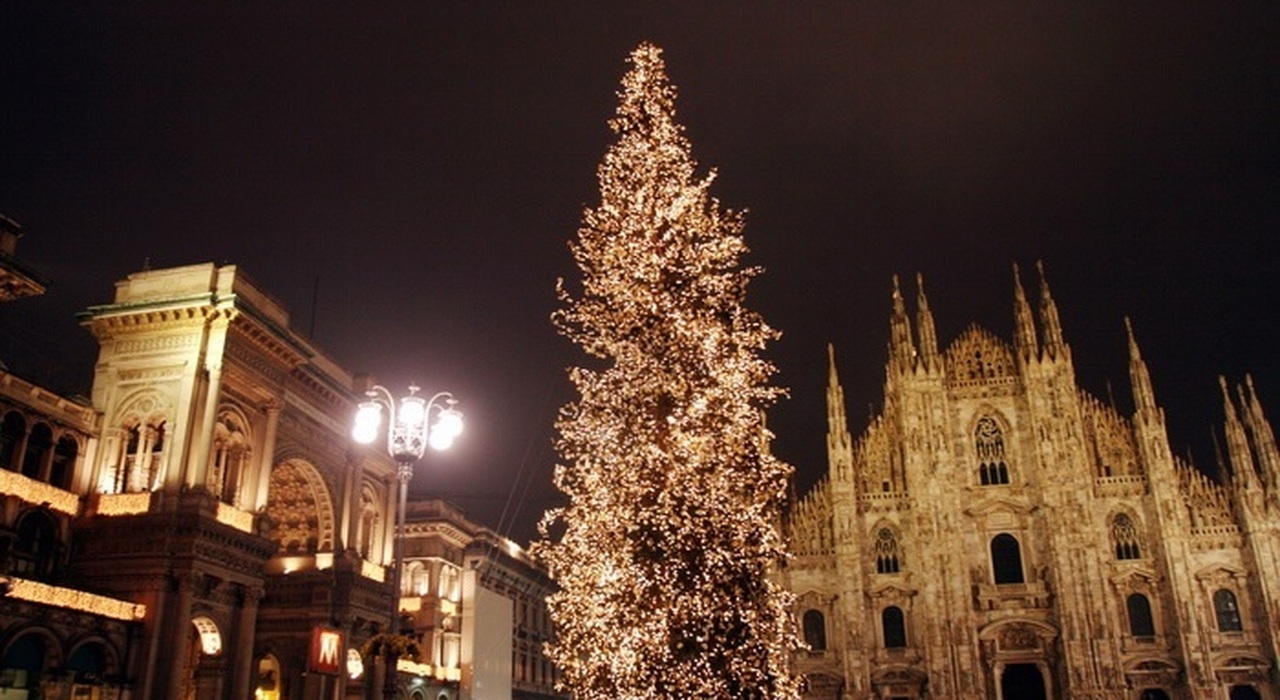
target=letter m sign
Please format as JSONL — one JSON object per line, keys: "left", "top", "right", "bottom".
{"left": 308, "top": 626, "right": 344, "bottom": 675}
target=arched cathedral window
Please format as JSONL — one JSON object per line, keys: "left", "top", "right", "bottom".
{"left": 802, "top": 610, "right": 826, "bottom": 651}
{"left": 1214, "top": 589, "right": 1243, "bottom": 632}
{"left": 991, "top": 533, "right": 1024, "bottom": 584}
{"left": 874, "top": 527, "right": 901, "bottom": 574}
{"left": 975, "top": 416, "right": 1010, "bottom": 485}
{"left": 882, "top": 606, "right": 907, "bottom": 648}
{"left": 1111, "top": 513, "right": 1142, "bottom": 560}
{"left": 1126, "top": 593, "right": 1156, "bottom": 637}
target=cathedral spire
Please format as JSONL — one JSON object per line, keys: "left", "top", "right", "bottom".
{"left": 1012, "top": 263, "right": 1038, "bottom": 361}
{"left": 889, "top": 275, "right": 916, "bottom": 371}
{"left": 915, "top": 272, "right": 939, "bottom": 370}
{"left": 1221, "top": 376, "right": 1261, "bottom": 494}
{"left": 1241, "top": 375, "right": 1280, "bottom": 496}
{"left": 1036, "top": 260, "right": 1066, "bottom": 358}
{"left": 826, "top": 344, "right": 854, "bottom": 482}
{"left": 1125, "top": 317, "right": 1159, "bottom": 416}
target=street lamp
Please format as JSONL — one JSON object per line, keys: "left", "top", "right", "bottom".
{"left": 352, "top": 383, "right": 463, "bottom": 700}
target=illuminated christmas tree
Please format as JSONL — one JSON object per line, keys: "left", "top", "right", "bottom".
{"left": 540, "top": 43, "right": 800, "bottom": 699}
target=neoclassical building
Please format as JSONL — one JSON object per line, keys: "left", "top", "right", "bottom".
{"left": 1, "top": 236, "right": 559, "bottom": 700}
{"left": 785, "top": 265, "right": 1279, "bottom": 700}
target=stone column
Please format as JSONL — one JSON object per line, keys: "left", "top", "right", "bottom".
{"left": 231, "top": 585, "right": 265, "bottom": 700}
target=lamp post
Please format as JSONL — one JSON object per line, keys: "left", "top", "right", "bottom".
{"left": 352, "top": 384, "right": 463, "bottom": 700}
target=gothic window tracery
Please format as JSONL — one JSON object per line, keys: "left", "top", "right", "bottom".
{"left": 874, "top": 527, "right": 901, "bottom": 574}
{"left": 975, "top": 416, "right": 1010, "bottom": 485}
{"left": 1111, "top": 512, "right": 1142, "bottom": 560}
{"left": 1213, "top": 589, "right": 1243, "bottom": 632}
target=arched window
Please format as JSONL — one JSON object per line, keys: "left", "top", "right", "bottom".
{"left": 1214, "top": 589, "right": 1243, "bottom": 632}
{"left": 208, "top": 410, "right": 251, "bottom": 506}
{"left": 404, "top": 561, "right": 427, "bottom": 596}
{"left": 115, "top": 420, "right": 167, "bottom": 492}
{"left": 50, "top": 436, "right": 78, "bottom": 489}
{"left": 357, "top": 487, "right": 379, "bottom": 560}
{"left": 1, "top": 411, "right": 27, "bottom": 471}
{"left": 21, "top": 422, "right": 52, "bottom": 479}
{"left": 802, "top": 610, "right": 826, "bottom": 651}
{"left": 975, "top": 416, "right": 1010, "bottom": 485}
{"left": 1126, "top": 593, "right": 1156, "bottom": 637}
{"left": 874, "top": 527, "right": 901, "bottom": 574}
{"left": 1111, "top": 513, "right": 1142, "bottom": 560}
{"left": 1, "top": 634, "right": 47, "bottom": 695}
{"left": 12, "top": 509, "right": 59, "bottom": 578}
{"left": 991, "top": 533, "right": 1024, "bottom": 584}
{"left": 66, "top": 642, "right": 108, "bottom": 696}
{"left": 882, "top": 606, "right": 907, "bottom": 648}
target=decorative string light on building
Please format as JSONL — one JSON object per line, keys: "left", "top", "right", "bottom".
{"left": 4, "top": 576, "right": 146, "bottom": 621}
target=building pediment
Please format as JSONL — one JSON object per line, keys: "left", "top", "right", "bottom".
{"left": 866, "top": 579, "right": 916, "bottom": 600}
{"left": 963, "top": 494, "right": 1036, "bottom": 519}
{"left": 1107, "top": 563, "right": 1161, "bottom": 589}
{"left": 869, "top": 664, "right": 928, "bottom": 687}
{"left": 977, "top": 618, "right": 1059, "bottom": 645}
{"left": 1194, "top": 563, "right": 1246, "bottom": 583}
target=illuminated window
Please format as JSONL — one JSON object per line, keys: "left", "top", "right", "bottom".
{"left": 112, "top": 419, "right": 168, "bottom": 493}
{"left": 882, "top": 606, "right": 907, "bottom": 648}
{"left": 1214, "top": 589, "right": 1243, "bottom": 632}
{"left": 346, "top": 649, "right": 364, "bottom": 680}
{"left": 975, "top": 416, "right": 1010, "bottom": 485}
{"left": 256, "top": 655, "right": 281, "bottom": 700}
{"left": 802, "top": 610, "right": 826, "bottom": 650}
{"left": 1112, "top": 513, "right": 1142, "bottom": 560}
{"left": 191, "top": 616, "right": 223, "bottom": 655}
{"left": 209, "top": 410, "right": 251, "bottom": 506}
{"left": 991, "top": 533, "right": 1024, "bottom": 584}
{"left": 1126, "top": 593, "right": 1156, "bottom": 637}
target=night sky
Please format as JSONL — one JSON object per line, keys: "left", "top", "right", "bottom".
{"left": 2, "top": 4, "right": 1277, "bottom": 545}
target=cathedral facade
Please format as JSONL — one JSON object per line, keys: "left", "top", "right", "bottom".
{"left": 785, "top": 265, "right": 1279, "bottom": 700}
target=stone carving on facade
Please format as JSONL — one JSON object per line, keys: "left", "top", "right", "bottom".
{"left": 784, "top": 269, "right": 1280, "bottom": 699}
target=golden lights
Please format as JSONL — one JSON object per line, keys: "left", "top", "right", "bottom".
{"left": 6, "top": 576, "right": 146, "bottom": 621}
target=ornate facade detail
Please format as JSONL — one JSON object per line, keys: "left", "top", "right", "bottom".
{"left": 786, "top": 269, "right": 1280, "bottom": 700}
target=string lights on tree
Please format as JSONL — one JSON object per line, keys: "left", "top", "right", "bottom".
{"left": 539, "top": 43, "right": 800, "bottom": 699}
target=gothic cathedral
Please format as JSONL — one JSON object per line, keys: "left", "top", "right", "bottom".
{"left": 785, "top": 264, "right": 1280, "bottom": 700}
